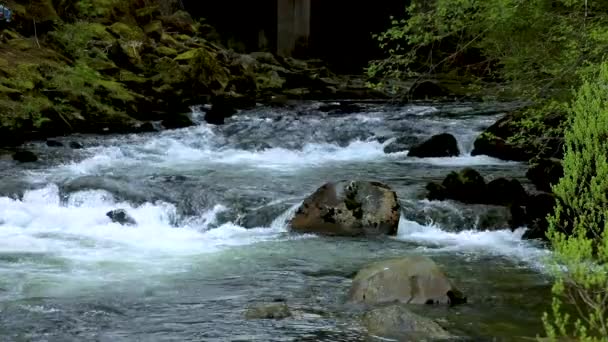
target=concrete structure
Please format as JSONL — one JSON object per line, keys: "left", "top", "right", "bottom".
{"left": 277, "top": 0, "right": 311, "bottom": 56}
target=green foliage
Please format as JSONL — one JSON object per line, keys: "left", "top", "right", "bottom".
{"left": 370, "top": 0, "right": 608, "bottom": 100}
{"left": 73, "top": 0, "right": 127, "bottom": 20}
{"left": 50, "top": 22, "right": 115, "bottom": 59}
{"left": 542, "top": 63, "right": 608, "bottom": 341}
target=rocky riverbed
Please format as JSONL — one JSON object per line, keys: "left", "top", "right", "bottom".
{"left": 0, "top": 102, "right": 554, "bottom": 341}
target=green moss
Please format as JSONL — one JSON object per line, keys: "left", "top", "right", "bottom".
{"left": 0, "top": 84, "right": 21, "bottom": 95}
{"left": 2, "top": 30, "right": 21, "bottom": 40}
{"left": 51, "top": 22, "right": 115, "bottom": 59}
{"left": 155, "top": 46, "right": 178, "bottom": 57}
{"left": 160, "top": 33, "right": 179, "bottom": 47}
{"left": 109, "top": 22, "right": 145, "bottom": 41}
{"left": 7, "top": 39, "right": 36, "bottom": 51}
{"left": 0, "top": 95, "right": 52, "bottom": 130}
{"left": 136, "top": 6, "right": 159, "bottom": 19}
{"left": 175, "top": 34, "right": 192, "bottom": 42}
{"left": 174, "top": 48, "right": 199, "bottom": 61}
{"left": 74, "top": 0, "right": 127, "bottom": 21}
{"left": 119, "top": 70, "right": 147, "bottom": 84}
{"left": 144, "top": 20, "right": 163, "bottom": 38}
{"left": 1, "top": 64, "right": 44, "bottom": 91}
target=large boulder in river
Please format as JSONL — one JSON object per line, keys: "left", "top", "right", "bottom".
{"left": 290, "top": 181, "right": 400, "bottom": 236}
{"left": 362, "top": 304, "right": 451, "bottom": 340}
{"left": 348, "top": 256, "right": 466, "bottom": 306}
{"left": 408, "top": 133, "right": 459, "bottom": 158}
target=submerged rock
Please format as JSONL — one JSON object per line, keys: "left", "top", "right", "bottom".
{"left": 12, "top": 150, "right": 38, "bottom": 163}
{"left": 427, "top": 168, "right": 486, "bottom": 204}
{"left": 348, "top": 256, "right": 466, "bottom": 306}
{"left": 161, "top": 112, "right": 194, "bottom": 129}
{"left": 383, "top": 136, "right": 421, "bottom": 154}
{"left": 363, "top": 304, "right": 451, "bottom": 339}
{"left": 245, "top": 302, "right": 291, "bottom": 320}
{"left": 408, "top": 133, "right": 459, "bottom": 158}
{"left": 69, "top": 141, "right": 84, "bottom": 149}
{"left": 290, "top": 180, "right": 400, "bottom": 236}
{"left": 204, "top": 95, "right": 237, "bottom": 125}
{"left": 106, "top": 209, "right": 137, "bottom": 226}
{"left": 46, "top": 139, "right": 63, "bottom": 147}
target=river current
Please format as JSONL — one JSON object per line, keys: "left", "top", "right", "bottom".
{"left": 0, "top": 102, "right": 550, "bottom": 341}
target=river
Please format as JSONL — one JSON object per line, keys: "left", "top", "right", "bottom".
{"left": 0, "top": 101, "right": 551, "bottom": 341}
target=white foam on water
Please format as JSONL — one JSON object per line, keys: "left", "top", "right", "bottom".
{"left": 0, "top": 185, "right": 292, "bottom": 288}
{"left": 392, "top": 154, "right": 520, "bottom": 166}
{"left": 36, "top": 132, "right": 391, "bottom": 180}
{"left": 395, "top": 217, "right": 549, "bottom": 270}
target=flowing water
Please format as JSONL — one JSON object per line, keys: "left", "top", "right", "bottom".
{"left": 0, "top": 102, "right": 551, "bottom": 341}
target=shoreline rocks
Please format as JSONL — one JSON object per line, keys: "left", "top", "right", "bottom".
{"left": 290, "top": 180, "right": 401, "bottom": 237}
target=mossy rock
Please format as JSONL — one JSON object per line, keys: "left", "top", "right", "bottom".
{"left": 160, "top": 33, "right": 179, "bottom": 47}
{"left": 7, "top": 39, "right": 36, "bottom": 51}
{"left": 0, "top": 85, "right": 21, "bottom": 97}
{"left": 175, "top": 34, "right": 192, "bottom": 42}
{"left": 155, "top": 46, "right": 178, "bottom": 57}
{"left": 135, "top": 6, "right": 160, "bottom": 20}
{"left": 119, "top": 70, "right": 147, "bottom": 84}
{"left": 256, "top": 70, "right": 286, "bottom": 90}
{"left": 108, "top": 22, "right": 146, "bottom": 41}
{"left": 174, "top": 48, "right": 200, "bottom": 61}
{"left": 160, "top": 10, "right": 195, "bottom": 34}
{"left": 84, "top": 57, "right": 120, "bottom": 74}
{"left": 144, "top": 20, "right": 163, "bottom": 39}
{"left": 2, "top": 30, "right": 22, "bottom": 40}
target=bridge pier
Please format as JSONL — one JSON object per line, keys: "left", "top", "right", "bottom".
{"left": 277, "top": 0, "right": 311, "bottom": 56}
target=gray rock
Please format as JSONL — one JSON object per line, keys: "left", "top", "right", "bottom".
{"left": 348, "top": 256, "right": 466, "bottom": 306}
{"left": 383, "top": 136, "right": 421, "bottom": 154}
{"left": 106, "top": 209, "right": 137, "bottom": 226}
{"left": 408, "top": 133, "right": 459, "bottom": 158}
{"left": 363, "top": 304, "right": 451, "bottom": 340}
{"left": 245, "top": 302, "right": 291, "bottom": 320}
{"left": 290, "top": 180, "right": 400, "bottom": 236}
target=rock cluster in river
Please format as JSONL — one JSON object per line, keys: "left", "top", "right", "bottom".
{"left": 426, "top": 168, "right": 527, "bottom": 206}
{"left": 290, "top": 180, "right": 400, "bottom": 236}
{"left": 426, "top": 166, "right": 562, "bottom": 240}
{"left": 350, "top": 256, "right": 463, "bottom": 339}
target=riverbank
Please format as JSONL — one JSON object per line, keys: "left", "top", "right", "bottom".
{"left": 1, "top": 0, "right": 510, "bottom": 148}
